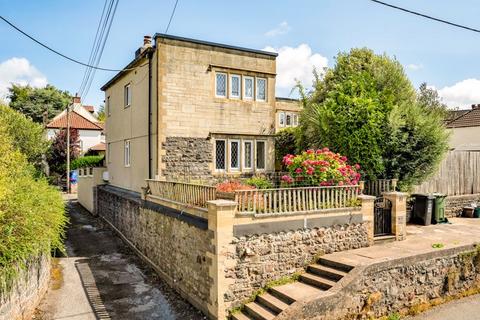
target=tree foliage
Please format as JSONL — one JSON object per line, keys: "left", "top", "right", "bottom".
{"left": 7, "top": 84, "right": 71, "bottom": 123}
{"left": 47, "top": 128, "right": 81, "bottom": 175}
{"left": 300, "top": 48, "right": 449, "bottom": 189}
{"left": 275, "top": 127, "right": 299, "bottom": 163}
{"left": 96, "top": 104, "right": 106, "bottom": 122}
{"left": 0, "top": 104, "right": 49, "bottom": 169}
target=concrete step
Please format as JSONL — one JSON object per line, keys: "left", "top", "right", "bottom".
{"left": 317, "top": 257, "right": 354, "bottom": 272}
{"left": 269, "top": 282, "right": 320, "bottom": 303}
{"left": 374, "top": 235, "right": 396, "bottom": 245}
{"left": 244, "top": 302, "right": 276, "bottom": 320}
{"left": 256, "top": 292, "right": 290, "bottom": 314}
{"left": 308, "top": 264, "right": 347, "bottom": 281}
{"left": 231, "top": 311, "right": 253, "bottom": 320}
{"left": 300, "top": 272, "right": 336, "bottom": 290}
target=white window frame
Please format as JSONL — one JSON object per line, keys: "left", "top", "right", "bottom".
{"left": 107, "top": 143, "right": 111, "bottom": 163}
{"left": 243, "top": 76, "right": 254, "bottom": 100}
{"left": 124, "top": 84, "right": 131, "bottom": 108}
{"left": 255, "top": 140, "right": 267, "bottom": 171}
{"left": 293, "top": 113, "right": 299, "bottom": 127}
{"left": 243, "top": 140, "right": 253, "bottom": 170}
{"left": 215, "top": 72, "right": 227, "bottom": 98}
{"left": 106, "top": 96, "right": 111, "bottom": 116}
{"left": 256, "top": 77, "right": 267, "bottom": 102}
{"left": 230, "top": 74, "right": 241, "bottom": 99}
{"left": 229, "top": 139, "right": 241, "bottom": 171}
{"left": 279, "top": 112, "right": 286, "bottom": 127}
{"left": 214, "top": 139, "right": 227, "bottom": 172}
{"left": 286, "top": 113, "right": 292, "bottom": 127}
{"left": 124, "top": 140, "right": 131, "bottom": 167}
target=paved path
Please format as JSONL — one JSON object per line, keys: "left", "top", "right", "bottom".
{"left": 408, "top": 294, "right": 480, "bottom": 320}
{"left": 35, "top": 199, "right": 204, "bottom": 320}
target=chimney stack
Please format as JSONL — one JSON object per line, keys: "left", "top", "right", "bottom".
{"left": 143, "top": 35, "right": 152, "bottom": 48}
{"left": 73, "top": 95, "right": 81, "bottom": 104}
{"left": 472, "top": 104, "right": 480, "bottom": 110}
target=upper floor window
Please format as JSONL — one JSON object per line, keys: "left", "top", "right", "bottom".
{"left": 244, "top": 76, "right": 254, "bottom": 100}
{"left": 124, "top": 140, "right": 131, "bottom": 167}
{"left": 215, "top": 73, "right": 227, "bottom": 98}
{"left": 279, "top": 112, "right": 286, "bottom": 127}
{"left": 256, "top": 78, "right": 266, "bottom": 101}
{"left": 230, "top": 74, "right": 241, "bottom": 98}
{"left": 124, "top": 84, "right": 131, "bottom": 107}
{"left": 106, "top": 96, "right": 111, "bottom": 116}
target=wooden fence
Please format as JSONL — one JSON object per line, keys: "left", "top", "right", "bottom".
{"left": 413, "top": 151, "right": 480, "bottom": 196}
{"left": 364, "top": 179, "right": 397, "bottom": 197}
{"left": 146, "top": 180, "right": 217, "bottom": 208}
{"left": 235, "top": 185, "right": 361, "bottom": 215}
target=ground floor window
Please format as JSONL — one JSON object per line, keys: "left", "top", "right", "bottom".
{"left": 215, "top": 140, "right": 226, "bottom": 171}
{"left": 243, "top": 140, "right": 253, "bottom": 169}
{"left": 215, "top": 137, "right": 267, "bottom": 173}
{"left": 229, "top": 140, "right": 240, "bottom": 170}
{"left": 256, "top": 140, "right": 266, "bottom": 170}
{"left": 124, "top": 140, "right": 131, "bottom": 167}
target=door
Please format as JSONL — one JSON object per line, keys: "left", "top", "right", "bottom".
{"left": 374, "top": 197, "right": 392, "bottom": 236}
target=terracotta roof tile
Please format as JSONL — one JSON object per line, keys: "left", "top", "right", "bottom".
{"left": 447, "top": 108, "right": 480, "bottom": 128}
{"left": 46, "top": 111, "right": 102, "bottom": 130}
{"left": 89, "top": 142, "right": 106, "bottom": 151}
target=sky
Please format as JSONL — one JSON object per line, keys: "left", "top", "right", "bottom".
{"left": 1, "top": 0, "right": 480, "bottom": 110}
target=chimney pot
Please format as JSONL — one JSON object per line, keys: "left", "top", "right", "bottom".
{"left": 143, "top": 35, "right": 152, "bottom": 48}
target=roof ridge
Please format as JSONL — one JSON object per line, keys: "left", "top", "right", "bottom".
{"left": 47, "top": 110, "right": 103, "bottom": 130}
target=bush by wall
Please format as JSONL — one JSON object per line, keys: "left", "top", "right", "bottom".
{"left": 71, "top": 155, "right": 105, "bottom": 170}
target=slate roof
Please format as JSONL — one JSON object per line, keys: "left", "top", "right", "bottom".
{"left": 47, "top": 111, "right": 103, "bottom": 130}
{"left": 446, "top": 108, "right": 480, "bottom": 128}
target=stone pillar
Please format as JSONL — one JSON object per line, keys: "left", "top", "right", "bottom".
{"left": 206, "top": 199, "right": 237, "bottom": 320}
{"left": 358, "top": 195, "right": 376, "bottom": 245}
{"left": 383, "top": 192, "right": 408, "bottom": 241}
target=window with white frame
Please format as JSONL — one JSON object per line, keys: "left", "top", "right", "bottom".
{"left": 215, "top": 140, "right": 226, "bottom": 170}
{"left": 230, "top": 74, "right": 241, "bottom": 98}
{"left": 243, "top": 140, "right": 253, "bottom": 169}
{"left": 215, "top": 72, "right": 227, "bottom": 97}
{"left": 229, "top": 140, "right": 240, "bottom": 170}
{"left": 293, "top": 114, "right": 299, "bottom": 126}
{"left": 256, "top": 141, "right": 266, "bottom": 170}
{"left": 124, "top": 84, "right": 131, "bottom": 107}
{"left": 279, "top": 112, "right": 286, "bottom": 127}
{"left": 106, "top": 96, "right": 111, "bottom": 116}
{"left": 286, "top": 113, "right": 292, "bottom": 126}
{"left": 244, "top": 76, "right": 254, "bottom": 100}
{"left": 256, "top": 78, "right": 266, "bottom": 101}
{"left": 79, "top": 140, "right": 83, "bottom": 151}
{"left": 124, "top": 140, "right": 131, "bottom": 167}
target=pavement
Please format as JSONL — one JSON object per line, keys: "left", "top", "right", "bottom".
{"left": 34, "top": 197, "right": 205, "bottom": 320}
{"left": 407, "top": 293, "right": 480, "bottom": 320}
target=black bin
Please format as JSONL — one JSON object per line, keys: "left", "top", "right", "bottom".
{"left": 412, "top": 194, "right": 435, "bottom": 226}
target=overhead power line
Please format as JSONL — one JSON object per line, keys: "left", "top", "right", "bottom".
{"left": 165, "top": 0, "right": 179, "bottom": 34}
{"left": 0, "top": 15, "right": 129, "bottom": 72}
{"left": 368, "top": 0, "right": 480, "bottom": 34}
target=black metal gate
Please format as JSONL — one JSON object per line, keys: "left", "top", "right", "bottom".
{"left": 374, "top": 197, "right": 392, "bottom": 236}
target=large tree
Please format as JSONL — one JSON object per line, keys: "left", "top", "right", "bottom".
{"left": 7, "top": 84, "right": 71, "bottom": 124}
{"left": 299, "top": 48, "right": 449, "bottom": 189}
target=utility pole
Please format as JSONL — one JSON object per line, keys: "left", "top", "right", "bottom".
{"left": 66, "top": 102, "right": 71, "bottom": 194}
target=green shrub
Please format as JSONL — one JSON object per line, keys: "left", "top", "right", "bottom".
{"left": 275, "top": 127, "right": 299, "bottom": 162}
{"left": 71, "top": 155, "right": 105, "bottom": 170}
{"left": 0, "top": 121, "right": 67, "bottom": 293}
{"left": 245, "top": 176, "right": 274, "bottom": 189}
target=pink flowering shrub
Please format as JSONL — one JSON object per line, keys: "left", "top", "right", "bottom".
{"left": 282, "top": 148, "right": 361, "bottom": 187}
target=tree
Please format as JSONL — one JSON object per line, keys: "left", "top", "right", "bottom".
{"left": 0, "top": 104, "right": 49, "bottom": 169}
{"left": 300, "top": 48, "right": 449, "bottom": 189}
{"left": 96, "top": 104, "right": 106, "bottom": 122}
{"left": 47, "top": 128, "right": 81, "bottom": 176}
{"left": 7, "top": 84, "right": 71, "bottom": 124}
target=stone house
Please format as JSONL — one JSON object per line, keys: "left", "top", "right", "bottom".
{"left": 46, "top": 96, "right": 104, "bottom": 154}
{"left": 446, "top": 104, "right": 480, "bottom": 151}
{"left": 101, "top": 34, "right": 301, "bottom": 192}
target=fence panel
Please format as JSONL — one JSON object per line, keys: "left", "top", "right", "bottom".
{"left": 146, "top": 180, "right": 217, "bottom": 208}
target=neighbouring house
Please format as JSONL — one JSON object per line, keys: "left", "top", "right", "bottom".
{"left": 101, "top": 34, "right": 301, "bottom": 192}
{"left": 46, "top": 96, "right": 105, "bottom": 154}
{"left": 446, "top": 104, "right": 480, "bottom": 151}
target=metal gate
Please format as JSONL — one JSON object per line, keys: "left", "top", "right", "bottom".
{"left": 374, "top": 197, "right": 392, "bottom": 236}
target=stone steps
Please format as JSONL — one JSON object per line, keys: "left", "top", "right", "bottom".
{"left": 231, "top": 258, "right": 353, "bottom": 320}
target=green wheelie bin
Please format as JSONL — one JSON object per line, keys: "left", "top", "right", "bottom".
{"left": 432, "top": 193, "right": 447, "bottom": 224}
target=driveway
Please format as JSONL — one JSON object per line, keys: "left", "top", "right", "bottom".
{"left": 408, "top": 294, "right": 480, "bottom": 320}
{"left": 35, "top": 199, "right": 205, "bottom": 320}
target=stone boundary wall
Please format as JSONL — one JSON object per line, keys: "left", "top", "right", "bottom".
{"left": 0, "top": 254, "right": 50, "bottom": 320}
{"left": 445, "top": 194, "right": 480, "bottom": 217}
{"left": 277, "top": 244, "right": 480, "bottom": 320}
{"left": 96, "top": 185, "right": 213, "bottom": 316}
{"left": 225, "top": 222, "right": 369, "bottom": 308}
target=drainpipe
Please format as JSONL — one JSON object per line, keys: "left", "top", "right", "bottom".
{"left": 147, "top": 50, "right": 153, "bottom": 179}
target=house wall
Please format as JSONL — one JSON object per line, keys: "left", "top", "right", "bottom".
{"left": 275, "top": 98, "right": 302, "bottom": 132}
{"left": 449, "top": 126, "right": 480, "bottom": 151}
{"left": 155, "top": 37, "right": 277, "bottom": 180}
{"left": 47, "top": 128, "right": 102, "bottom": 153}
{"left": 104, "top": 53, "right": 158, "bottom": 192}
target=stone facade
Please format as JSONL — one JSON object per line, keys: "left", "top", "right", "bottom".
{"left": 162, "top": 137, "right": 213, "bottom": 181}
{"left": 225, "top": 223, "right": 369, "bottom": 308}
{"left": 97, "top": 186, "right": 213, "bottom": 315}
{"left": 0, "top": 254, "right": 50, "bottom": 320}
{"left": 445, "top": 194, "right": 480, "bottom": 217}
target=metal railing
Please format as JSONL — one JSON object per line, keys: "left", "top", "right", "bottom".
{"left": 234, "top": 185, "right": 361, "bottom": 215}
{"left": 146, "top": 180, "right": 217, "bottom": 209}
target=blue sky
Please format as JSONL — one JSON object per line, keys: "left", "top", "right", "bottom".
{"left": 1, "top": 0, "right": 480, "bottom": 109}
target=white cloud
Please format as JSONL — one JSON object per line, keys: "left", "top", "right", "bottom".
{"left": 265, "top": 21, "right": 291, "bottom": 37}
{"left": 406, "top": 63, "right": 423, "bottom": 71}
{"left": 0, "top": 57, "right": 47, "bottom": 100}
{"left": 263, "top": 44, "right": 328, "bottom": 97}
{"left": 433, "top": 79, "right": 480, "bottom": 109}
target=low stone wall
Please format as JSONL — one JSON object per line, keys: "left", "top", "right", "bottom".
{"left": 0, "top": 254, "right": 50, "bottom": 320}
{"left": 226, "top": 222, "right": 369, "bottom": 307}
{"left": 78, "top": 167, "right": 106, "bottom": 214}
{"left": 96, "top": 185, "right": 213, "bottom": 316}
{"left": 277, "top": 244, "right": 480, "bottom": 320}
{"left": 445, "top": 194, "right": 480, "bottom": 217}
